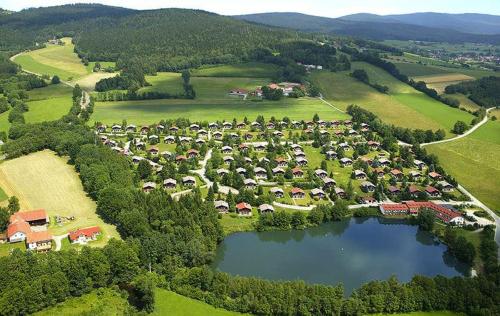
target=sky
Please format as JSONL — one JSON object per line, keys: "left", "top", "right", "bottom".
{"left": 2, "top": 0, "right": 500, "bottom": 17}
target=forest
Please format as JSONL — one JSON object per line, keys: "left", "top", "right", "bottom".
{"left": 445, "top": 76, "right": 500, "bottom": 108}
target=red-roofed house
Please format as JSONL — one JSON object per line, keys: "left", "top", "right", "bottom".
{"left": 69, "top": 226, "right": 101, "bottom": 244}
{"left": 379, "top": 201, "right": 463, "bottom": 225}
{"left": 236, "top": 202, "right": 252, "bottom": 216}
{"left": 26, "top": 231, "right": 52, "bottom": 252}
{"left": 290, "top": 188, "right": 305, "bottom": 199}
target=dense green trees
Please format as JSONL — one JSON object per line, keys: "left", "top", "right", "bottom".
{"left": 452, "top": 120, "right": 469, "bottom": 134}
{"left": 417, "top": 208, "right": 435, "bottom": 231}
{"left": 445, "top": 76, "right": 500, "bottom": 108}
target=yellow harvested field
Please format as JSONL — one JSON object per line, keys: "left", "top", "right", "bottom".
{"left": 0, "top": 150, "right": 120, "bottom": 244}
{"left": 414, "top": 73, "right": 474, "bottom": 84}
{"left": 75, "top": 72, "right": 118, "bottom": 91}
{"left": 414, "top": 73, "right": 474, "bottom": 93}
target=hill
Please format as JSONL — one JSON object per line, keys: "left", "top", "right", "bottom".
{"left": 235, "top": 12, "right": 500, "bottom": 44}
{"left": 342, "top": 12, "right": 500, "bottom": 35}
{"left": 0, "top": 4, "right": 302, "bottom": 70}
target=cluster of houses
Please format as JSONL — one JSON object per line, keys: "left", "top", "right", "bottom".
{"left": 2, "top": 209, "right": 102, "bottom": 252}
{"left": 380, "top": 201, "right": 465, "bottom": 225}
{"left": 95, "top": 116, "right": 465, "bottom": 225}
{"left": 229, "top": 82, "right": 305, "bottom": 98}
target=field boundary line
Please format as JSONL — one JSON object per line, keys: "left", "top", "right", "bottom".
{"left": 318, "top": 96, "right": 346, "bottom": 113}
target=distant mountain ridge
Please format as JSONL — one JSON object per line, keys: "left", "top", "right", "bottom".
{"left": 235, "top": 12, "right": 500, "bottom": 44}
{"left": 341, "top": 12, "right": 500, "bottom": 35}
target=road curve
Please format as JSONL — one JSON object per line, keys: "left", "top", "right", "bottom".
{"left": 421, "top": 107, "right": 494, "bottom": 147}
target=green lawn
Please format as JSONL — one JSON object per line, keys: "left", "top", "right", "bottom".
{"left": 377, "top": 312, "right": 463, "bottom": 316}
{"left": 392, "top": 62, "right": 455, "bottom": 77}
{"left": 0, "top": 242, "right": 26, "bottom": 257}
{"left": 27, "top": 83, "right": 73, "bottom": 101}
{"left": 310, "top": 63, "right": 474, "bottom": 135}
{"left": 24, "top": 97, "right": 72, "bottom": 123}
{"left": 191, "top": 62, "right": 279, "bottom": 78}
{"left": 140, "top": 72, "right": 184, "bottom": 94}
{"left": 153, "top": 288, "right": 245, "bottom": 316}
{"left": 0, "top": 84, "right": 72, "bottom": 135}
{"left": 427, "top": 119, "right": 500, "bottom": 213}
{"left": 220, "top": 212, "right": 258, "bottom": 235}
{"left": 33, "top": 288, "right": 128, "bottom": 316}
{"left": 0, "top": 186, "right": 8, "bottom": 202}
{"left": 0, "top": 109, "right": 10, "bottom": 134}
{"left": 13, "top": 38, "right": 89, "bottom": 81}
{"left": 91, "top": 97, "right": 348, "bottom": 125}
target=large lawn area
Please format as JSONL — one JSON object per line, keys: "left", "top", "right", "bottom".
{"left": 191, "top": 62, "right": 280, "bottom": 78}
{"left": 91, "top": 97, "right": 348, "bottom": 125}
{"left": 0, "top": 150, "right": 120, "bottom": 241}
{"left": 310, "top": 63, "right": 473, "bottom": 136}
{"left": 426, "top": 119, "right": 500, "bottom": 213}
{"left": 153, "top": 288, "right": 245, "bottom": 316}
{"left": 33, "top": 288, "right": 128, "bottom": 316}
{"left": 0, "top": 84, "right": 73, "bottom": 135}
{"left": 13, "top": 38, "right": 89, "bottom": 81}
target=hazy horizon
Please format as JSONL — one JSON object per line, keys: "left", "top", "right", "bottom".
{"left": 2, "top": 0, "right": 500, "bottom": 18}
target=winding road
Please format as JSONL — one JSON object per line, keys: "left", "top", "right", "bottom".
{"left": 421, "top": 107, "right": 494, "bottom": 147}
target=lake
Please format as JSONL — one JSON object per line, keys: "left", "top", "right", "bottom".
{"left": 212, "top": 217, "right": 470, "bottom": 294}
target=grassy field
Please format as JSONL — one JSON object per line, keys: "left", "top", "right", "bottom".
{"left": 0, "top": 150, "right": 120, "bottom": 241}
{"left": 153, "top": 288, "right": 245, "bottom": 316}
{"left": 33, "top": 288, "right": 128, "bottom": 316}
{"left": 413, "top": 74, "right": 475, "bottom": 93}
{"left": 92, "top": 97, "right": 348, "bottom": 125}
{"left": 191, "top": 62, "right": 279, "bottom": 78}
{"left": 391, "top": 62, "right": 454, "bottom": 77}
{"left": 140, "top": 72, "right": 184, "bottom": 94}
{"left": 0, "top": 84, "right": 72, "bottom": 135}
{"left": 0, "top": 186, "right": 7, "bottom": 202}
{"left": 13, "top": 38, "right": 89, "bottom": 81}
{"left": 448, "top": 94, "right": 481, "bottom": 112}
{"left": 427, "top": 119, "right": 500, "bottom": 212}
{"left": 75, "top": 72, "right": 118, "bottom": 91}
{"left": 310, "top": 63, "right": 473, "bottom": 135}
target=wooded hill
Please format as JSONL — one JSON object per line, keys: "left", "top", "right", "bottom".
{"left": 0, "top": 4, "right": 304, "bottom": 70}
{"left": 235, "top": 12, "right": 500, "bottom": 44}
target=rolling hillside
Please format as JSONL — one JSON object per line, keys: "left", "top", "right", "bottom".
{"left": 309, "top": 62, "right": 473, "bottom": 134}
{"left": 0, "top": 4, "right": 302, "bottom": 69}
{"left": 235, "top": 12, "right": 500, "bottom": 44}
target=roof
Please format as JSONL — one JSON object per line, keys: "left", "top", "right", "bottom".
{"left": 69, "top": 226, "right": 101, "bottom": 241}
{"left": 7, "top": 221, "right": 30, "bottom": 238}
{"left": 258, "top": 204, "right": 274, "bottom": 211}
{"left": 291, "top": 187, "right": 305, "bottom": 194}
{"left": 10, "top": 209, "right": 47, "bottom": 223}
{"left": 26, "top": 231, "right": 52, "bottom": 244}
{"left": 236, "top": 202, "right": 251, "bottom": 210}
{"left": 214, "top": 200, "right": 229, "bottom": 208}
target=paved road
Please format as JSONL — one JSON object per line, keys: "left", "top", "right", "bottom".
{"left": 53, "top": 233, "right": 69, "bottom": 251}
{"left": 10, "top": 51, "right": 89, "bottom": 111}
{"left": 421, "top": 107, "right": 494, "bottom": 147}
{"left": 458, "top": 184, "right": 500, "bottom": 258}
{"left": 273, "top": 202, "right": 316, "bottom": 211}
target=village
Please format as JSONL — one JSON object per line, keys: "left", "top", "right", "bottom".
{"left": 93, "top": 113, "right": 490, "bottom": 232}
{"left": 3, "top": 109, "right": 495, "bottom": 253}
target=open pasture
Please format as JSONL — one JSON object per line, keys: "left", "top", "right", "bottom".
{"left": 310, "top": 64, "right": 473, "bottom": 135}
{"left": 13, "top": 38, "right": 89, "bottom": 81}
{"left": 413, "top": 73, "right": 474, "bottom": 93}
{"left": 426, "top": 120, "right": 500, "bottom": 212}
{"left": 0, "top": 150, "right": 120, "bottom": 241}
{"left": 92, "top": 97, "right": 348, "bottom": 125}
{"left": 191, "top": 62, "right": 279, "bottom": 78}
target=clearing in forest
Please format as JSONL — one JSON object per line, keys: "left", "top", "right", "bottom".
{"left": 0, "top": 150, "right": 120, "bottom": 242}
{"left": 13, "top": 38, "right": 89, "bottom": 81}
